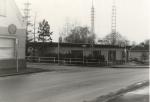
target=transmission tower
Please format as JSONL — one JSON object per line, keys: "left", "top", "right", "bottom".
{"left": 23, "top": 0, "right": 31, "bottom": 55}
{"left": 91, "top": 0, "right": 95, "bottom": 36}
{"left": 23, "top": 0, "right": 31, "bottom": 42}
{"left": 111, "top": 0, "right": 117, "bottom": 45}
{"left": 90, "top": 0, "right": 95, "bottom": 57}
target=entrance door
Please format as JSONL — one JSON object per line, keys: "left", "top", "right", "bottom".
{"left": 0, "top": 38, "right": 15, "bottom": 60}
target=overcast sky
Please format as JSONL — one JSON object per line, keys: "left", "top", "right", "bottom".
{"left": 15, "top": 0, "right": 149, "bottom": 44}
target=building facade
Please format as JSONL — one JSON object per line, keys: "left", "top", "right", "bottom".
{"left": 0, "top": 0, "right": 26, "bottom": 69}
{"left": 27, "top": 42, "right": 129, "bottom": 65}
{"left": 129, "top": 46, "right": 149, "bottom": 64}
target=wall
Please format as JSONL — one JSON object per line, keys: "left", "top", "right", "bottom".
{"left": 129, "top": 51, "right": 149, "bottom": 61}
{"left": 0, "top": 0, "right": 26, "bottom": 69}
{"left": 42, "top": 46, "right": 125, "bottom": 62}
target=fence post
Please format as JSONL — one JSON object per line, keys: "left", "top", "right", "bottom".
{"left": 54, "top": 57, "right": 55, "bottom": 63}
{"left": 63, "top": 59, "right": 65, "bottom": 64}
{"left": 70, "top": 58, "right": 71, "bottom": 64}
{"left": 86, "top": 59, "right": 88, "bottom": 65}
{"left": 83, "top": 58, "right": 84, "bottom": 65}
{"left": 38, "top": 57, "right": 40, "bottom": 63}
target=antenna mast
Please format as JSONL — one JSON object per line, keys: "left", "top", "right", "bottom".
{"left": 111, "top": 0, "right": 117, "bottom": 45}
{"left": 23, "top": 0, "right": 31, "bottom": 55}
{"left": 91, "top": 0, "right": 95, "bottom": 36}
{"left": 23, "top": 0, "right": 31, "bottom": 42}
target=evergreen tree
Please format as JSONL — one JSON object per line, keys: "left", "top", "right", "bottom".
{"left": 38, "top": 19, "right": 53, "bottom": 42}
{"left": 37, "top": 19, "right": 53, "bottom": 56}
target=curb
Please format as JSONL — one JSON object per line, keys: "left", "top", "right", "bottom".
{"left": 0, "top": 69, "right": 49, "bottom": 77}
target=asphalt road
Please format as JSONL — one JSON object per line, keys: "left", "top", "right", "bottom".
{"left": 0, "top": 66, "right": 148, "bottom": 102}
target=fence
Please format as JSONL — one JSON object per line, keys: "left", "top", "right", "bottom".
{"left": 26, "top": 56, "right": 125, "bottom": 66}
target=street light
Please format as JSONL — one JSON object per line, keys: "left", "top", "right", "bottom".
{"left": 124, "top": 40, "right": 127, "bottom": 64}
{"left": 91, "top": 41, "right": 94, "bottom": 58}
{"left": 82, "top": 45, "right": 87, "bottom": 64}
{"left": 58, "top": 36, "right": 62, "bottom": 64}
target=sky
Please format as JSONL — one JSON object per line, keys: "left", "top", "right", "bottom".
{"left": 15, "top": 0, "right": 149, "bottom": 44}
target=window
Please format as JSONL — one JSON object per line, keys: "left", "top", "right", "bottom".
{"left": 0, "top": 0, "right": 6, "bottom": 17}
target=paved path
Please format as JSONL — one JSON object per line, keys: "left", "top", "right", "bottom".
{"left": 0, "top": 65, "right": 148, "bottom": 102}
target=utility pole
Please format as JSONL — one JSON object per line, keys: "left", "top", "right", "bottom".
{"left": 33, "top": 13, "right": 37, "bottom": 57}
{"left": 33, "top": 13, "right": 37, "bottom": 43}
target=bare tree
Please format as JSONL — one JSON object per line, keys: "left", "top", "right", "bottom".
{"left": 98, "top": 32, "right": 129, "bottom": 46}
{"left": 64, "top": 26, "right": 95, "bottom": 44}
{"left": 59, "top": 19, "right": 80, "bottom": 42}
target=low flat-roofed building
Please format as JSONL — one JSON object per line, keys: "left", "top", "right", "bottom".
{"left": 129, "top": 45, "right": 149, "bottom": 64}
{"left": 0, "top": 0, "right": 26, "bottom": 69}
{"left": 27, "top": 42, "right": 130, "bottom": 65}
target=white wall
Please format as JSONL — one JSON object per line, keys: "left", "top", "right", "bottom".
{"left": 0, "top": 0, "right": 26, "bottom": 69}
{"left": 0, "top": 0, "right": 24, "bottom": 29}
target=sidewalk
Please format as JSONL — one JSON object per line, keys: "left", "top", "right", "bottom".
{"left": 111, "top": 62, "right": 149, "bottom": 68}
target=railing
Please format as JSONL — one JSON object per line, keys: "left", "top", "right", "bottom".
{"left": 26, "top": 56, "right": 125, "bottom": 66}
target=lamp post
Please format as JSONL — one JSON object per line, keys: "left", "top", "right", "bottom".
{"left": 58, "top": 36, "right": 62, "bottom": 64}
{"left": 124, "top": 41, "right": 127, "bottom": 64}
{"left": 58, "top": 38, "right": 60, "bottom": 64}
{"left": 90, "top": 41, "right": 94, "bottom": 59}
{"left": 58, "top": 41, "right": 60, "bottom": 64}
{"left": 82, "top": 45, "right": 86, "bottom": 65}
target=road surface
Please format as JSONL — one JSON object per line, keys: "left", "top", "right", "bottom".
{"left": 0, "top": 66, "right": 148, "bottom": 102}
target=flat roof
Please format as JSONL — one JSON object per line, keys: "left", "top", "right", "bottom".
{"left": 27, "top": 42, "right": 131, "bottom": 49}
